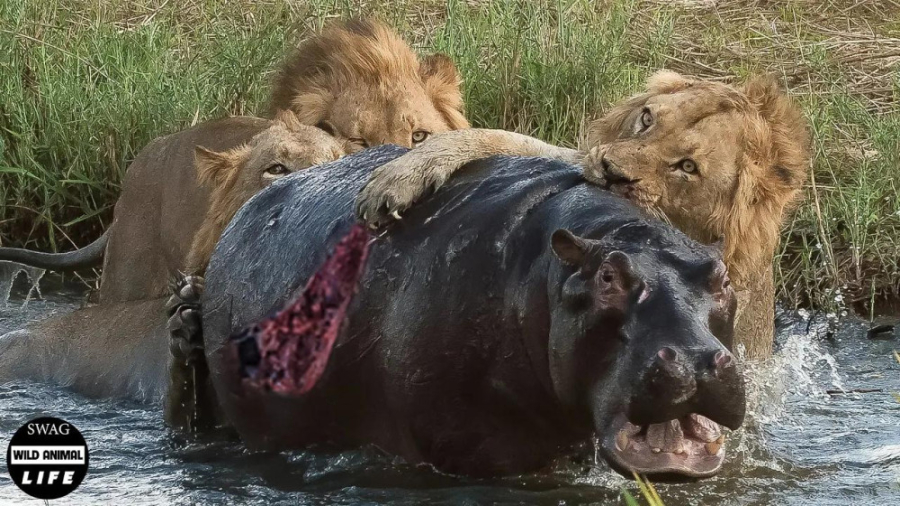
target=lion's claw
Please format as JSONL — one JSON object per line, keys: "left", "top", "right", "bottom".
{"left": 355, "top": 161, "right": 434, "bottom": 227}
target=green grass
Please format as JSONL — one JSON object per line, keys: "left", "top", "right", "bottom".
{"left": 622, "top": 473, "right": 665, "bottom": 505}
{"left": 0, "top": 0, "right": 898, "bottom": 313}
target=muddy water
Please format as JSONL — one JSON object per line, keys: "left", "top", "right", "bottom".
{"left": 0, "top": 274, "right": 898, "bottom": 505}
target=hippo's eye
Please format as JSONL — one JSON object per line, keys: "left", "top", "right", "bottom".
{"left": 264, "top": 164, "right": 290, "bottom": 177}
{"left": 412, "top": 130, "right": 430, "bottom": 145}
{"left": 678, "top": 159, "right": 698, "bottom": 174}
{"left": 639, "top": 108, "right": 654, "bottom": 130}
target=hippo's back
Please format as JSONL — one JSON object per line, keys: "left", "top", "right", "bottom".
{"left": 202, "top": 145, "right": 595, "bottom": 353}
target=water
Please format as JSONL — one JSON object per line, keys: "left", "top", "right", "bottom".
{"left": 1, "top": 275, "right": 898, "bottom": 505}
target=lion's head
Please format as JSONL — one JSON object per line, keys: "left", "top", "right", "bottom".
{"left": 186, "top": 112, "right": 344, "bottom": 271}
{"left": 583, "top": 71, "right": 811, "bottom": 286}
{"left": 270, "top": 19, "right": 469, "bottom": 151}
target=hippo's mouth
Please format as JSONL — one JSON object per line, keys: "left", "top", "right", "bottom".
{"left": 600, "top": 413, "right": 727, "bottom": 478}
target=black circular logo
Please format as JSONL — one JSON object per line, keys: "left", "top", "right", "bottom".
{"left": 5, "top": 417, "right": 89, "bottom": 500}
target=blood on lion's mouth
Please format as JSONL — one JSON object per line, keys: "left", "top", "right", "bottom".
{"left": 606, "top": 180, "right": 641, "bottom": 199}
{"left": 601, "top": 413, "right": 728, "bottom": 478}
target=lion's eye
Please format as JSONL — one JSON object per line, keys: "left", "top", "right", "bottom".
{"left": 349, "top": 138, "right": 369, "bottom": 149}
{"left": 412, "top": 130, "right": 430, "bottom": 144}
{"left": 678, "top": 159, "right": 698, "bottom": 174}
{"left": 639, "top": 109, "right": 654, "bottom": 130}
{"left": 264, "top": 164, "right": 290, "bottom": 177}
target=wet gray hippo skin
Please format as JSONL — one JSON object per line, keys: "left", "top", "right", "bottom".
{"left": 201, "top": 145, "right": 746, "bottom": 479}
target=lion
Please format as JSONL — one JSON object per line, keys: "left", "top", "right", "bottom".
{"left": 184, "top": 112, "right": 344, "bottom": 273}
{"left": 355, "top": 71, "right": 811, "bottom": 360}
{"left": 0, "top": 19, "right": 469, "bottom": 303}
{"left": 270, "top": 19, "right": 469, "bottom": 149}
{"left": 0, "top": 20, "right": 471, "bottom": 419}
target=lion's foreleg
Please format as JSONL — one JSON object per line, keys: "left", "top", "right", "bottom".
{"left": 165, "top": 275, "right": 218, "bottom": 432}
{"left": 356, "top": 128, "right": 581, "bottom": 227}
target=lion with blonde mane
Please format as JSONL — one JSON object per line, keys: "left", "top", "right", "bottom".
{"left": 356, "top": 70, "right": 811, "bottom": 360}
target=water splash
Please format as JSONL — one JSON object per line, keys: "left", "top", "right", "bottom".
{"left": 721, "top": 310, "right": 848, "bottom": 480}
{"left": 0, "top": 261, "right": 45, "bottom": 307}
{"left": 742, "top": 311, "right": 845, "bottom": 426}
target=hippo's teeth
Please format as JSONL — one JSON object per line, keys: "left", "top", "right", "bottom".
{"left": 685, "top": 413, "right": 722, "bottom": 442}
{"left": 674, "top": 446, "right": 685, "bottom": 455}
{"left": 647, "top": 419, "right": 682, "bottom": 453}
{"left": 651, "top": 447, "right": 661, "bottom": 454}
{"left": 616, "top": 431, "right": 629, "bottom": 451}
{"left": 705, "top": 436, "right": 725, "bottom": 455}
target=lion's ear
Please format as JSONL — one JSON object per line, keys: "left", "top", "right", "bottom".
{"left": 287, "top": 89, "right": 333, "bottom": 127}
{"left": 646, "top": 70, "right": 696, "bottom": 94}
{"left": 419, "top": 53, "right": 469, "bottom": 130}
{"left": 274, "top": 109, "right": 304, "bottom": 132}
{"left": 194, "top": 146, "right": 234, "bottom": 187}
{"left": 740, "top": 74, "right": 811, "bottom": 189}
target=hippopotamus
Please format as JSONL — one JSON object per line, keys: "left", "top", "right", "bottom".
{"left": 190, "top": 145, "right": 746, "bottom": 479}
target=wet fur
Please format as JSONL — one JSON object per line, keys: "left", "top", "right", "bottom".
{"left": 0, "top": 20, "right": 470, "bottom": 407}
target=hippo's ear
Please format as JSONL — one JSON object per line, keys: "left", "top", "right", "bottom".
{"left": 598, "top": 251, "right": 642, "bottom": 311}
{"left": 551, "top": 229, "right": 590, "bottom": 267}
{"left": 697, "top": 258, "right": 732, "bottom": 297}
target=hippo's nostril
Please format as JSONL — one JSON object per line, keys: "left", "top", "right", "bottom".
{"left": 657, "top": 347, "right": 677, "bottom": 362}
{"left": 711, "top": 350, "right": 733, "bottom": 372}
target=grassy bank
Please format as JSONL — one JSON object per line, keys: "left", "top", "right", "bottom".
{"left": 0, "top": 0, "right": 898, "bottom": 314}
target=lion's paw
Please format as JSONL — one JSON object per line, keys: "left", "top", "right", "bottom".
{"left": 581, "top": 146, "right": 608, "bottom": 186}
{"left": 355, "top": 156, "right": 449, "bottom": 229}
{"left": 355, "top": 166, "right": 423, "bottom": 228}
{"left": 166, "top": 274, "right": 205, "bottom": 361}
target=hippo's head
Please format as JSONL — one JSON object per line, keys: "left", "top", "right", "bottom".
{"left": 547, "top": 225, "right": 745, "bottom": 479}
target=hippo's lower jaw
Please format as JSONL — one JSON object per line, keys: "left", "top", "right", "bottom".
{"left": 599, "top": 413, "right": 728, "bottom": 479}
